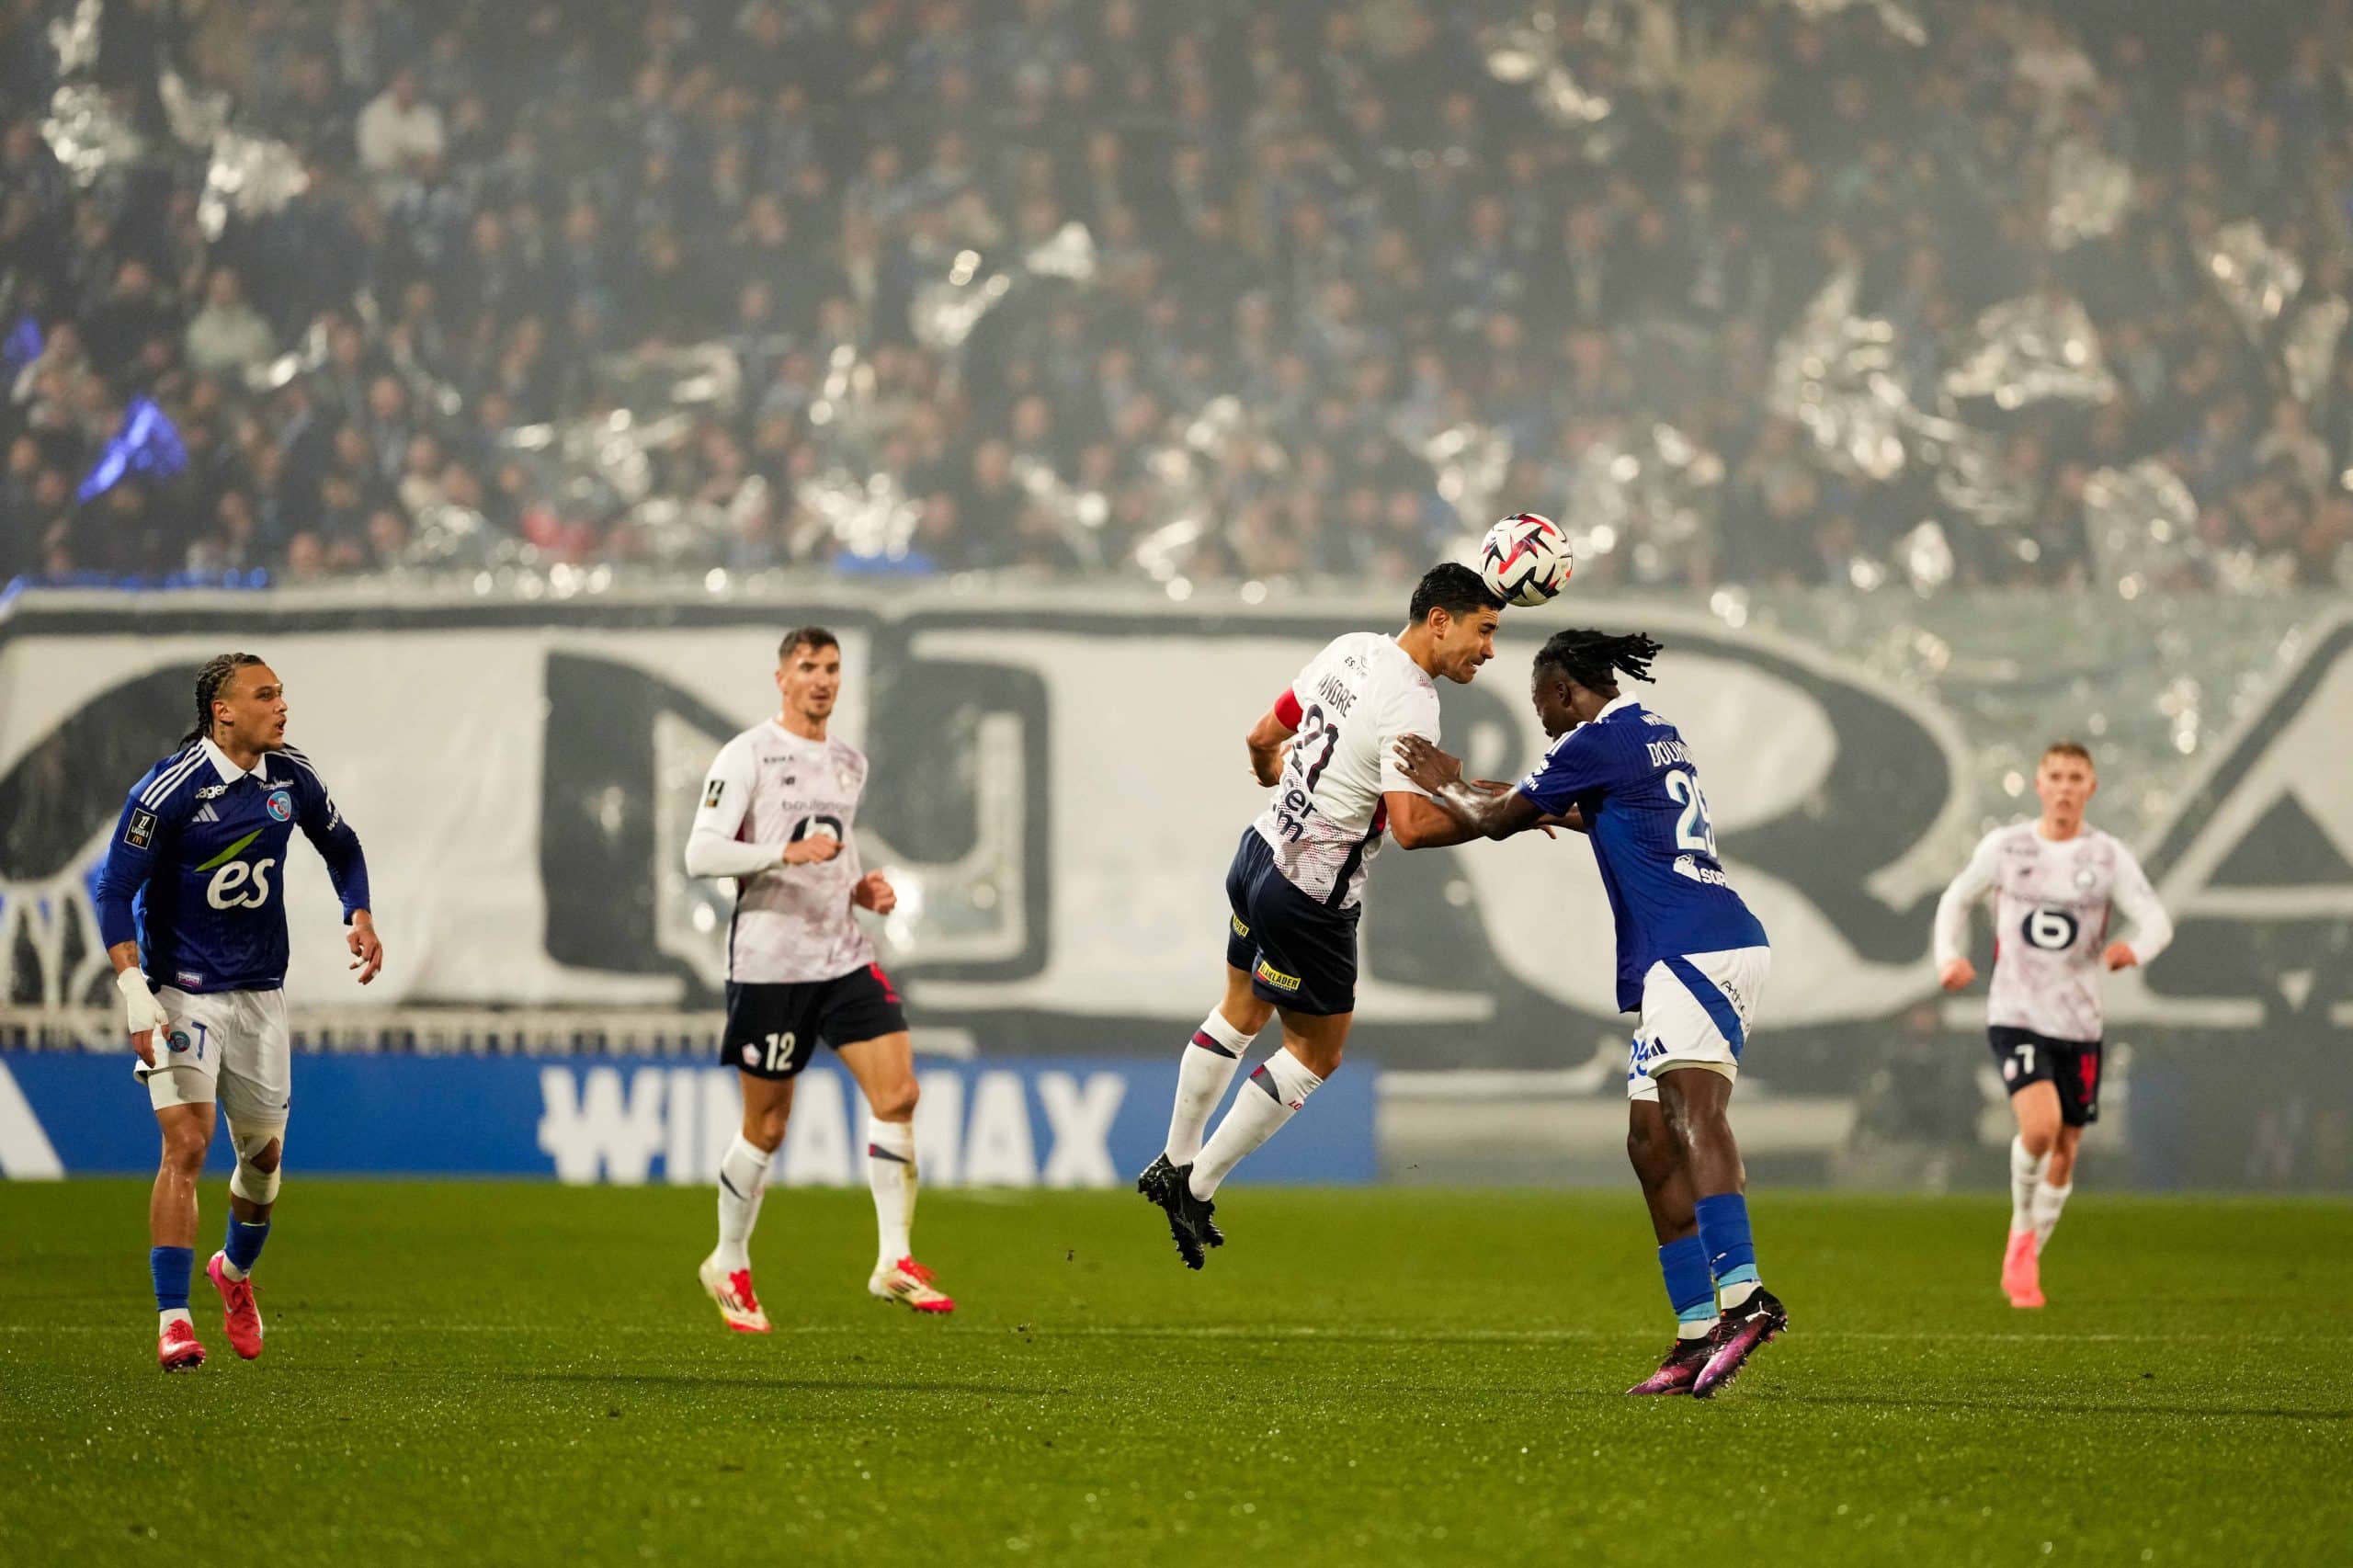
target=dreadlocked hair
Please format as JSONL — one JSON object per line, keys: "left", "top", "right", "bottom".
{"left": 179, "top": 653, "right": 267, "bottom": 747}
{"left": 1533, "top": 629, "right": 1665, "bottom": 694}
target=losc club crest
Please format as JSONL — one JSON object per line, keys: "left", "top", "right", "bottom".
{"left": 267, "top": 790, "right": 293, "bottom": 823}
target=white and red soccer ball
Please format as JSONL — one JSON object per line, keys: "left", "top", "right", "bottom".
{"left": 1478, "top": 512, "right": 1574, "bottom": 607}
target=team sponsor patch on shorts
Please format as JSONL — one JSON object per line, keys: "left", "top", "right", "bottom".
{"left": 125, "top": 809, "right": 157, "bottom": 848}
{"left": 1254, "top": 958, "right": 1302, "bottom": 993}
{"left": 176, "top": 970, "right": 203, "bottom": 987}
{"left": 704, "top": 779, "right": 725, "bottom": 808}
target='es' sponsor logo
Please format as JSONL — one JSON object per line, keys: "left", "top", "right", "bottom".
{"left": 207, "top": 858, "right": 278, "bottom": 910}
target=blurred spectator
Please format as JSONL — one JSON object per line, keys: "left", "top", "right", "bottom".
{"left": 355, "top": 68, "right": 444, "bottom": 180}
{"left": 183, "top": 268, "right": 277, "bottom": 378}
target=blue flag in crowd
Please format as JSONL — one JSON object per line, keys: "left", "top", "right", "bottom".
{"left": 2, "top": 315, "right": 39, "bottom": 375}
{"left": 76, "top": 396, "right": 189, "bottom": 503}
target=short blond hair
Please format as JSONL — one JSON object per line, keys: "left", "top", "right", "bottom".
{"left": 2040, "top": 741, "right": 2095, "bottom": 769}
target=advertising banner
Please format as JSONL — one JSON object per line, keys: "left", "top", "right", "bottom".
{"left": 0, "top": 1050, "right": 1374, "bottom": 1186}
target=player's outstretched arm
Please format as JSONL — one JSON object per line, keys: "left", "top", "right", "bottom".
{"left": 1391, "top": 736, "right": 1545, "bottom": 844}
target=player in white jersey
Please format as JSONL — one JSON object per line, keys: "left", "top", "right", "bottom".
{"left": 1934, "top": 741, "right": 2173, "bottom": 1308}
{"left": 684, "top": 627, "right": 952, "bottom": 1328}
{"left": 1140, "top": 564, "right": 1514, "bottom": 1267}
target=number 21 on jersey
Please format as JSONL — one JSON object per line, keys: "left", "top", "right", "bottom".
{"left": 1271, "top": 703, "right": 1339, "bottom": 842}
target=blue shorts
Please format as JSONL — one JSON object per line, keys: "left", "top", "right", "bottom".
{"left": 1222, "top": 827, "right": 1358, "bottom": 1017}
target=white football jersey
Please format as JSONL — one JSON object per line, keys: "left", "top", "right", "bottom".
{"left": 692, "top": 721, "right": 878, "bottom": 983}
{"left": 1250, "top": 631, "right": 1441, "bottom": 910}
{"left": 1933, "top": 821, "right": 2173, "bottom": 1041}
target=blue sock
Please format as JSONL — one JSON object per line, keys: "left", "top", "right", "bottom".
{"left": 1695, "top": 1193, "right": 1760, "bottom": 1293}
{"left": 224, "top": 1216, "right": 271, "bottom": 1276}
{"left": 1658, "top": 1234, "right": 1717, "bottom": 1332}
{"left": 151, "top": 1246, "right": 193, "bottom": 1312}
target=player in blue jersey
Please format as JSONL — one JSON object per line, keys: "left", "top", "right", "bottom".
{"left": 1394, "top": 629, "right": 1786, "bottom": 1399}
{"left": 94, "top": 653, "right": 380, "bottom": 1371}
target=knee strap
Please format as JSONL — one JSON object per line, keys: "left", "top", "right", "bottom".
{"left": 229, "top": 1123, "right": 285, "bottom": 1206}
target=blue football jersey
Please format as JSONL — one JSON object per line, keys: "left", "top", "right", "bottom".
{"left": 1517, "top": 697, "right": 1768, "bottom": 1013}
{"left": 94, "top": 738, "right": 371, "bottom": 994}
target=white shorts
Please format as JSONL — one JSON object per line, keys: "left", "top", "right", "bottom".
{"left": 135, "top": 986, "right": 291, "bottom": 1130}
{"left": 1626, "top": 946, "right": 1770, "bottom": 1102}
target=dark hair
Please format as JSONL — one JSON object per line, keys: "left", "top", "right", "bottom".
{"left": 1408, "top": 562, "right": 1506, "bottom": 625}
{"left": 1532, "top": 629, "right": 1665, "bottom": 694}
{"left": 180, "top": 652, "right": 267, "bottom": 746}
{"left": 779, "top": 626, "right": 840, "bottom": 661}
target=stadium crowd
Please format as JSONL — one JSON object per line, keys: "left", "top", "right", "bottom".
{"left": 5, "top": 0, "right": 2353, "bottom": 590}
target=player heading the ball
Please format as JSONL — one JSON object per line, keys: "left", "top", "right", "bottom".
{"left": 1138, "top": 563, "right": 1527, "bottom": 1268}
{"left": 1393, "top": 629, "right": 1787, "bottom": 1399}
{"left": 1933, "top": 741, "right": 2172, "bottom": 1310}
{"left": 685, "top": 626, "right": 952, "bottom": 1329}
{"left": 95, "top": 653, "right": 381, "bottom": 1372}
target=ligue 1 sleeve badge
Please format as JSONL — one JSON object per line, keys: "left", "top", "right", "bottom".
{"left": 267, "top": 790, "right": 294, "bottom": 822}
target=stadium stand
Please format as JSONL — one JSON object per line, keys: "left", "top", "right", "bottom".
{"left": 4, "top": 0, "right": 2350, "bottom": 590}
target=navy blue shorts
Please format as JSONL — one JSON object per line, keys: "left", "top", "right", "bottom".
{"left": 1222, "top": 827, "right": 1359, "bottom": 1017}
{"left": 723, "top": 963, "right": 907, "bottom": 1079}
{"left": 1988, "top": 1027, "right": 2103, "bottom": 1126}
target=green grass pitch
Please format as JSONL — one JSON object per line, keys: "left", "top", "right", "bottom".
{"left": 2, "top": 1183, "right": 2347, "bottom": 1565}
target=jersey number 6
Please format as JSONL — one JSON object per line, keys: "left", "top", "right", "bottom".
{"left": 2021, "top": 907, "right": 2079, "bottom": 950}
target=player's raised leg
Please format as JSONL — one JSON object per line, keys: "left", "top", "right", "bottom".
{"left": 1141, "top": 962, "right": 1272, "bottom": 1209}
{"left": 1659, "top": 1065, "right": 1788, "bottom": 1399}
{"left": 2001, "top": 1071, "right": 2063, "bottom": 1309}
{"left": 835, "top": 1028, "right": 953, "bottom": 1312}
{"left": 1166, "top": 966, "right": 1272, "bottom": 1165}
{"left": 150, "top": 1100, "right": 213, "bottom": 1371}
{"left": 701, "top": 1071, "right": 788, "bottom": 1333}
{"left": 1164, "top": 1006, "right": 1341, "bottom": 1262}
{"left": 1625, "top": 1093, "right": 1717, "bottom": 1395}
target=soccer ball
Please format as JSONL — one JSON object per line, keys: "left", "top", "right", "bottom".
{"left": 1479, "top": 512, "right": 1574, "bottom": 607}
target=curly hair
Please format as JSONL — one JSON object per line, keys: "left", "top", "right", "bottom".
{"left": 1531, "top": 629, "right": 1665, "bottom": 693}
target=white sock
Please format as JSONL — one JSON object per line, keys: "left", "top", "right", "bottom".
{"left": 158, "top": 1307, "right": 192, "bottom": 1334}
{"left": 1165, "top": 1010, "right": 1259, "bottom": 1164}
{"left": 2009, "top": 1136, "right": 2046, "bottom": 1236}
{"left": 1189, "top": 1049, "right": 1324, "bottom": 1199}
{"left": 713, "top": 1135, "right": 771, "bottom": 1272}
{"left": 2030, "top": 1180, "right": 2072, "bottom": 1254}
{"left": 866, "top": 1117, "right": 917, "bottom": 1270}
